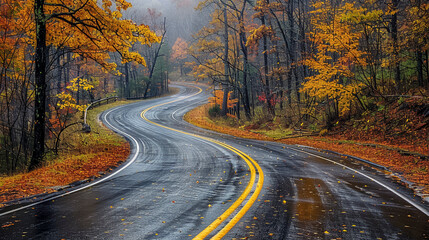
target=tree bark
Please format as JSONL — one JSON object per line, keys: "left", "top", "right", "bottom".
{"left": 125, "top": 62, "right": 130, "bottom": 98}
{"left": 427, "top": 50, "right": 429, "bottom": 87}
{"left": 221, "top": 6, "right": 229, "bottom": 116}
{"left": 29, "top": 0, "right": 47, "bottom": 171}
{"left": 273, "top": 38, "right": 284, "bottom": 110}
{"left": 65, "top": 51, "right": 70, "bottom": 92}
{"left": 289, "top": 0, "right": 300, "bottom": 103}
{"left": 147, "top": 17, "right": 166, "bottom": 97}
{"left": 238, "top": 7, "right": 251, "bottom": 119}
{"left": 261, "top": 14, "right": 274, "bottom": 117}
{"left": 391, "top": 0, "right": 401, "bottom": 93}
{"left": 143, "top": 81, "right": 151, "bottom": 98}
{"left": 56, "top": 50, "right": 62, "bottom": 94}
{"left": 417, "top": 51, "right": 423, "bottom": 87}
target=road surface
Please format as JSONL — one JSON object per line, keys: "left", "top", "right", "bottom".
{"left": 1, "top": 84, "right": 428, "bottom": 239}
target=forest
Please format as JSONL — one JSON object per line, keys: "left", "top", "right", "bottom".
{"left": 187, "top": 0, "right": 429, "bottom": 161}
{"left": 0, "top": 0, "right": 171, "bottom": 174}
{"left": 190, "top": 0, "right": 428, "bottom": 119}
{"left": 1, "top": 0, "right": 428, "bottom": 175}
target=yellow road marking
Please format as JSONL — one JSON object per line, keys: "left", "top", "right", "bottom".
{"left": 140, "top": 86, "right": 264, "bottom": 239}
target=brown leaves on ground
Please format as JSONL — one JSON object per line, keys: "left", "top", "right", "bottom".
{"left": 184, "top": 104, "right": 429, "bottom": 195}
{"left": 282, "top": 136, "right": 429, "bottom": 192}
{"left": 183, "top": 104, "right": 271, "bottom": 141}
{"left": 330, "top": 97, "right": 429, "bottom": 155}
{"left": 0, "top": 142, "right": 129, "bottom": 205}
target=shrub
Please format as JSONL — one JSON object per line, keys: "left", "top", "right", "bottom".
{"left": 208, "top": 104, "right": 222, "bottom": 118}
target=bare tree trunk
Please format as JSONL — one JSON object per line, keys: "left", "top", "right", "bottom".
{"left": 287, "top": 57, "right": 292, "bottom": 106}
{"left": 30, "top": 0, "right": 47, "bottom": 171}
{"left": 417, "top": 51, "right": 424, "bottom": 87}
{"left": 147, "top": 17, "right": 166, "bottom": 97}
{"left": 165, "top": 71, "right": 168, "bottom": 93}
{"left": 76, "top": 64, "right": 80, "bottom": 105}
{"left": 143, "top": 81, "right": 151, "bottom": 98}
{"left": 56, "top": 50, "right": 62, "bottom": 94}
{"left": 125, "top": 62, "right": 130, "bottom": 98}
{"left": 274, "top": 39, "right": 284, "bottom": 110}
{"left": 239, "top": 28, "right": 251, "bottom": 119}
{"left": 289, "top": 0, "right": 300, "bottom": 103}
{"left": 427, "top": 50, "right": 429, "bottom": 87}
{"left": 261, "top": 14, "right": 274, "bottom": 117}
{"left": 221, "top": 6, "right": 229, "bottom": 116}
{"left": 391, "top": 0, "right": 401, "bottom": 93}
{"left": 65, "top": 51, "right": 70, "bottom": 92}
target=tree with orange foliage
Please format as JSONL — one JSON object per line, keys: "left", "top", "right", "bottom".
{"left": 29, "top": 0, "right": 160, "bottom": 170}
{"left": 171, "top": 37, "right": 189, "bottom": 76}
{"left": 0, "top": 0, "right": 34, "bottom": 174}
{"left": 209, "top": 89, "right": 239, "bottom": 110}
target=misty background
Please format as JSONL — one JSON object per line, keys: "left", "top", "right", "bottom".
{"left": 124, "top": 0, "right": 209, "bottom": 46}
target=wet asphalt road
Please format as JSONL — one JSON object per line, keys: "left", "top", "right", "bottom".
{"left": 1, "top": 84, "right": 428, "bottom": 239}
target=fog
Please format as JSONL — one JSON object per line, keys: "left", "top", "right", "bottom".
{"left": 124, "top": 0, "right": 209, "bottom": 45}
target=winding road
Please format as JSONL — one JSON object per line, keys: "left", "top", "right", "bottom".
{"left": 1, "top": 84, "right": 428, "bottom": 239}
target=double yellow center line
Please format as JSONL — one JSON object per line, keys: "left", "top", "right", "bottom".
{"left": 140, "top": 86, "right": 264, "bottom": 239}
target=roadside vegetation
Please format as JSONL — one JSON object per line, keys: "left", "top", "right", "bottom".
{"left": 0, "top": 87, "right": 179, "bottom": 206}
{"left": 0, "top": 0, "right": 171, "bottom": 176}
{"left": 182, "top": 0, "right": 429, "bottom": 195}
{"left": 1, "top": 0, "right": 428, "bottom": 207}
{"left": 0, "top": 101, "right": 129, "bottom": 206}
{"left": 184, "top": 100, "right": 429, "bottom": 196}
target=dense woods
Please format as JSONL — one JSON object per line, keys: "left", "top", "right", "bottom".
{"left": 189, "top": 0, "right": 428, "bottom": 128}
{"left": 1, "top": 0, "right": 428, "bottom": 175}
{"left": 0, "top": 0, "right": 170, "bottom": 174}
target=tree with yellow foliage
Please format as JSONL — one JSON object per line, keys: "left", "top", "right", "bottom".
{"left": 191, "top": 0, "right": 256, "bottom": 119}
{"left": 302, "top": 1, "right": 367, "bottom": 120}
{"left": 30, "top": 0, "right": 159, "bottom": 170}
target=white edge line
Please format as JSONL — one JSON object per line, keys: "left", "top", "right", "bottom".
{"left": 291, "top": 147, "right": 429, "bottom": 217}
{"left": 0, "top": 107, "right": 140, "bottom": 217}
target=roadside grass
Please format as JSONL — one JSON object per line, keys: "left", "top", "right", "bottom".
{"left": 0, "top": 88, "right": 179, "bottom": 206}
{"left": 184, "top": 103, "right": 429, "bottom": 195}
{"left": 251, "top": 128, "right": 294, "bottom": 139}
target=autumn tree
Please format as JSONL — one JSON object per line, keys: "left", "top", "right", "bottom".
{"left": 29, "top": 0, "right": 159, "bottom": 170}
{"left": 50, "top": 77, "right": 94, "bottom": 153}
{"left": 135, "top": 8, "right": 167, "bottom": 98}
{"left": 404, "top": 0, "right": 429, "bottom": 88}
{"left": 171, "top": 37, "right": 189, "bottom": 76}
{"left": 302, "top": 1, "right": 368, "bottom": 123}
{"left": 208, "top": 89, "right": 238, "bottom": 117}
{"left": 251, "top": 0, "right": 276, "bottom": 117}
{"left": 191, "top": 0, "right": 428, "bottom": 131}
{"left": 0, "top": 0, "right": 34, "bottom": 173}
{"left": 191, "top": 0, "right": 257, "bottom": 119}
{"left": 190, "top": 2, "right": 233, "bottom": 116}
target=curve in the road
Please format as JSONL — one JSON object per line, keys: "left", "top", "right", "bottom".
{"left": 0, "top": 85, "right": 264, "bottom": 240}
{"left": 2, "top": 84, "right": 427, "bottom": 239}
{"left": 139, "top": 86, "right": 264, "bottom": 239}
{"left": 0, "top": 106, "right": 142, "bottom": 218}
